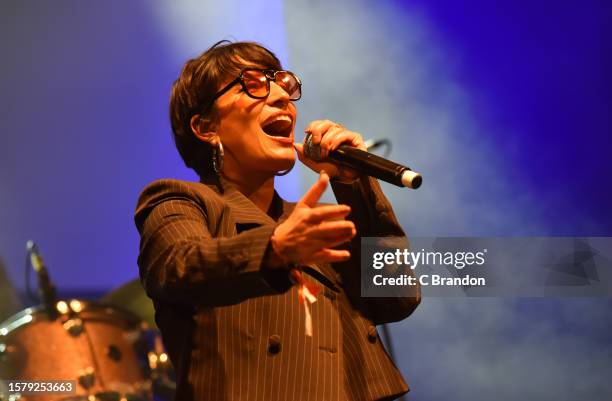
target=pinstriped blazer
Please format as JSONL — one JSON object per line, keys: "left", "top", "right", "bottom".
{"left": 135, "top": 175, "right": 420, "bottom": 401}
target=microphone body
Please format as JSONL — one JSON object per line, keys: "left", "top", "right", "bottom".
{"left": 304, "top": 135, "right": 422, "bottom": 189}
{"left": 26, "top": 240, "right": 57, "bottom": 317}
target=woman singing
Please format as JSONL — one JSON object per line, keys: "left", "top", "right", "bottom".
{"left": 135, "top": 40, "right": 420, "bottom": 401}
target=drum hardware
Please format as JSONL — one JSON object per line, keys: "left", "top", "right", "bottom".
{"left": 100, "top": 281, "right": 177, "bottom": 398}
{"left": 0, "top": 302, "right": 162, "bottom": 400}
{"left": 146, "top": 335, "right": 175, "bottom": 400}
{"left": 63, "top": 318, "right": 84, "bottom": 337}
{"left": 77, "top": 367, "right": 95, "bottom": 390}
{"left": 0, "top": 343, "right": 14, "bottom": 366}
{"left": 1, "top": 242, "right": 176, "bottom": 400}
{"left": 55, "top": 300, "right": 85, "bottom": 317}
{"left": 146, "top": 352, "right": 169, "bottom": 369}
{"left": 56, "top": 301, "right": 70, "bottom": 314}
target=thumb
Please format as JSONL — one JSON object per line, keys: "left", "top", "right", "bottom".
{"left": 294, "top": 142, "right": 320, "bottom": 171}
{"left": 294, "top": 142, "right": 306, "bottom": 161}
{"left": 299, "top": 170, "right": 329, "bottom": 208}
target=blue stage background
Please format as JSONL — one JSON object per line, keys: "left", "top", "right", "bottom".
{"left": 1, "top": 1, "right": 611, "bottom": 399}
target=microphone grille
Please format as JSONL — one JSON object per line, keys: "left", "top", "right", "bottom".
{"left": 303, "top": 133, "right": 324, "bottom": 162}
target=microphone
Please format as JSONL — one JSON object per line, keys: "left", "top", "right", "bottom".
{"left": 303, "top": 134, "right": 422, "bottom": 189}
{"left": 26, "top": 240, "right": 57, "bottom": 316}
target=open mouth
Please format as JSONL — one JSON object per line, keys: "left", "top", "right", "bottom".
{"left": 261, "top": 115, "right": 293, "bottom": 138}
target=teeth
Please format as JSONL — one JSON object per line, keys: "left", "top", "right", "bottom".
{"left": 267, "top": 115, "right": 292, "bottom": 124}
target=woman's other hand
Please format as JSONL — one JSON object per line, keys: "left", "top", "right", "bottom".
{"left": 271, "top": 171, "right": 356, "bottom": 265}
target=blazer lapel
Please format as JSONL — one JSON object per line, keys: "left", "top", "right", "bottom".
{"left": 222, "top": 185, "right": 276, "bottom": 226}
{"left": 200, "top": 176, "right": 276, "bottom": 226}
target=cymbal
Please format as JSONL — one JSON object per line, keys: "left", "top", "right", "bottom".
{"left": 101, "top": 279, "right": 157, "bottom": 329}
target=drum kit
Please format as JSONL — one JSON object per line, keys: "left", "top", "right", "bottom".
{"left": 0, "top": 243, "right": 175, "bottom": 401}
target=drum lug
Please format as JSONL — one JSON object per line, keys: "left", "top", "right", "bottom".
{"left": 0, "top": 342, "right": 11, "bottom": 363}
{"left": 78, "top": 366, "right": 95, "bottom": 389}
{"left": 62, "top": 318, "right": 83, "bottom": 336}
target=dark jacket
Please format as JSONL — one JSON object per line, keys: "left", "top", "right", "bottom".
{"left": 134, "top": 175, "right": 420, "bottom": 401}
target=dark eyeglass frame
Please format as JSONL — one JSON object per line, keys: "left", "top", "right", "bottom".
{"left": 202, "top": 68, "right": 302, "bottom": 114}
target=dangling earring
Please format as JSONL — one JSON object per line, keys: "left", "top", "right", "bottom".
{"left": 275, "top": 167, "right": 293, "bottom": 176}
{"left": 212, "top": 141, "right": 224, "bottom": 175}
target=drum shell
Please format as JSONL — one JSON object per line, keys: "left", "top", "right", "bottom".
{"left": 0, "top": 302, "right": 153, "bottom": 401}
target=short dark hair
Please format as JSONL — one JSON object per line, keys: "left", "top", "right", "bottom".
{"left": 170, "top": 40, "right": 283, "bottom": 178}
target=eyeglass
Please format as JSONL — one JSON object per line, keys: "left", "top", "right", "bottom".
{"left": 203, "top": 68, "right": 302, "bottom": 112}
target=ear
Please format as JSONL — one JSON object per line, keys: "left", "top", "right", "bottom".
{"left": 190, "top": 114, "right": 220, "bottom": 146}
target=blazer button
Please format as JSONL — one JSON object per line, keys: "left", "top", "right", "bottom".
{"left": 268, "top": 334, "right": 282, "bottom": 355}
{"left": 367, "top": 325, "right": 378, "bottom": 343}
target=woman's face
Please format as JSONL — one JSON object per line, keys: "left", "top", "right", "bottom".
{"left": 212, "top": 67, "right": 297, "bottom": 180}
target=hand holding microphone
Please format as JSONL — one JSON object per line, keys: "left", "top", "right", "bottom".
{"left": 294, "top": 120, "right": 366, "bottom": 184}
{"left": 294, "top": 120, "right": 422, "bottom": 189}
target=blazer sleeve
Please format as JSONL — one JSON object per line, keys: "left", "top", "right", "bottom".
{"left": 331, "top": 176, "right": 421, "bottom": 325}
{"left": 134, "top": 179, "right": 293, "bottom": 307}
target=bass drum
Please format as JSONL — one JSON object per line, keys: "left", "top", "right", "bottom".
{"left": 0, "top": 300, "right": 171, "bottom": 401}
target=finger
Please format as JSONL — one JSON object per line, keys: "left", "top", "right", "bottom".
{"left": 305, "top": 122, "right": 325, "bottom": 147}
{"left": 327, "top": 131, "right": 364, "bottom": 153}
{"left": 305, "top": 204, "right": 351, "bottom": 223}
{"left": 304, "top": 119, "right": 324, "bottom": 134}
{"left": 298, "top": 171, "right": 329, "bottom": 207}
{"left": 310, "top": 234, "right": 355, "bottom": 252}
{"left": 305, "top": 119, "right": 336, "bottom": 136}
{"left": 305, "top": 120, "right": 337, "bottom": 146}
{"left": 312, "top": 248, "right": 351, "bottom": 263}
{"left": 294, "top": 142, "right": 304, "bottom": 158}
{"left": 314, "top": 222, "right": 357, "bottom": 244}
{"left": 312, "top": 219, "right": 356, "bottom": 237}
{"left": 309, "top": 222, "right": 356, "bottom": 244}
{"left": 318, "top": 125, "right": 345, "bottom": 159}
